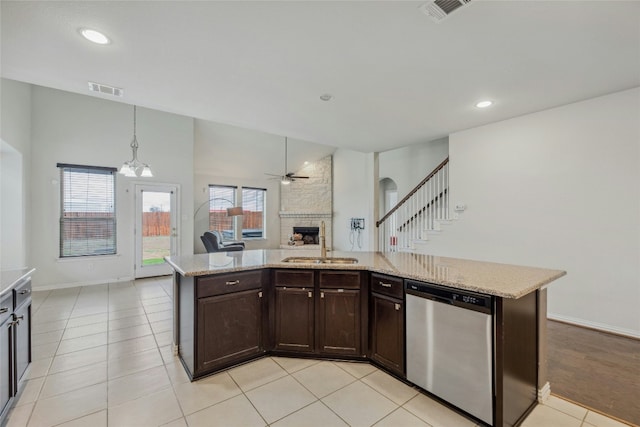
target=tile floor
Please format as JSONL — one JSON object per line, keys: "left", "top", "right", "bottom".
{"left": 4, "top": 277, "right": 631, "bottom": 427}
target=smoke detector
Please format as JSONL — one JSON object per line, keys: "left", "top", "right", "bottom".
{"left": 88, "top": 81, "right": 124, "bottom": 97}
{"left": 420, "top": 0, "right": 473, "bottom": 22}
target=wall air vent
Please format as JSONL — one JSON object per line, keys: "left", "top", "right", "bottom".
{"left": 420, "top": 0, "right": 472, "bottom": 23}
{"left": 88, "top": 81, "right": 124, "bottom": 97}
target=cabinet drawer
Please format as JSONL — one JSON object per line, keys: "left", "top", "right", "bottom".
{"left": 0, "top": 293, "right": 12, "bottom": 324}
{"left": 370, "top": 273, "right": 403, "bottom": 299}
{"left": 319, "top": 271, "right": 361, "bottom": 289}
{"left": 273, "top": 270, "right": 314, "bottom": 287}
{"left": 13, "top": 278, "right": 32, "bottom": 309}
{"left": 197, "top": 270, "right": 262, "bottom": 298}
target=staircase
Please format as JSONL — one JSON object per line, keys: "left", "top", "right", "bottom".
{"left": 376, "top": 158, "right": 450, "bottom": 252}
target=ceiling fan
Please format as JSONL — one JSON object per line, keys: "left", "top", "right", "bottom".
{"left": 265, "top": 137, "right": 309, "bottom": 184}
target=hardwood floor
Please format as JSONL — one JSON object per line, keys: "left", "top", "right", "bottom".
{"left": 547, "top": 319, "right": 640, "bottom": 426}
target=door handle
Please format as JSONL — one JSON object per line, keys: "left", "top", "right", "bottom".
{"left": 19, "top": 289, "right": 31, "bottom": 295}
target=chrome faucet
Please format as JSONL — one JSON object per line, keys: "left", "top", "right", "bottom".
{"left": 320, "top": 221, "right": 327, "bottom": 258}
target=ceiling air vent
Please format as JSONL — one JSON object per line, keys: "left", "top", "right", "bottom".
{"left": 420, "top": 0, "right": 472, "bottom": 22}
{"left": 88, "top": 81, "right": 124, "bottom": 97}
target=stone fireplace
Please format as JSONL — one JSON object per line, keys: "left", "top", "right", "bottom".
{"left": 279, "top": 156, "right": 333, "bottom": 249}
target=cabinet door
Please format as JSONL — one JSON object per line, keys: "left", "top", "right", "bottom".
{"left": 0, "top": 319, "right": 10, "bottom": 417}
{"left": 274, "top": 287, "right": 314, "bottom": 353}
{"left": 318, "top": 289, "right": 360, "bottom": 356}
{"left": 13, "top": 303, "right": 30, "bottom": 388}
{"left": 196, "top": 289, "right": 263, "bottom": 374}
{"left": 371, "top": 293, "right": 404, "bottom": 375}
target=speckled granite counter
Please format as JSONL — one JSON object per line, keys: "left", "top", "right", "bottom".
{"left": 165, "top": 250, "right": 565, "bottom": 299}
{"left": 0, "top": 268, "right": 35, "bottom": 298}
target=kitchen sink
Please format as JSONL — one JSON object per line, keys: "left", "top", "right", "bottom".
{"left": 281, "top": 257, "right": 358, "bottom": 265}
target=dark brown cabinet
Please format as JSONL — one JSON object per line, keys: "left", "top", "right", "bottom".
{"left": 274, "top": 287, "right": 315, "bottom": 352}
{"left": 370, "top": 273, "right": 404, "bottom": 375}
{"left": 178, "top": 270, "right": 266, "bottom": 379}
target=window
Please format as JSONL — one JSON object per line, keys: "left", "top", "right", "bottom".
{"left": 208, "top": 185, "right": 237, "bottom": 240}
{"left": 242, "top": 187, "right": 266, "bottom": 239}
{"left": 58, "top": 164, "right": 117, "bottom": 257}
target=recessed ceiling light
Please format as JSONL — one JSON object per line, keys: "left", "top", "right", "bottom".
{"left": 80, "top": 28, "right": 111, "bottom": 45}
{"left": 320, "top": 94, "right": 333, "bottom": 102}
{"left": 304, "top": 161, "right": 309, "bottom": 165}
{"left": 475, "top": 100, "right": 493, "bottom": 108}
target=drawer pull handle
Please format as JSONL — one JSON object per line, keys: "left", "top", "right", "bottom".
{"left": 0, "top": 308, "right": 8, "bottom": 314}
{"left": 19, "top": 289, "right": 31, "bottom": 295}
{"left": 308, "top": 291, "right": 313, "bottom": 298}
{"left": 395, "top": 303, "right": 401, "bottom": 311}
{"left": 258, "top": 291, "right": 263, "bottom": 298}
{"left": 225, "top": 280, "right": 240, "bottom": 286}
{"left": 321, "top": 292, "right": 324, "bottom": 299}
{"left": 15, "top": 315, "right": 24, "bottom": 321}
{"left": 380, "top": 282, "right": 392, "bottom": 288}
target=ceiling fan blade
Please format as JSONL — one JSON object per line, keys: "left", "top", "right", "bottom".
{"left": 289, "top": 175, "right": 309, "bottom": 179}
{"left": 264, "top": 172, "right": 281, "bottom": 177}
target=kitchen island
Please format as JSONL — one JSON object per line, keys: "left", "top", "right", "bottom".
{"left": 166, "top": 250, "right": 565, "bottom": 427}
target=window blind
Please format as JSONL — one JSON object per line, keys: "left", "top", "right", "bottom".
{"left": 208, "top": 185, "right": 237, "bottom": 239}
{"left": 242, "top": 187, "right": 266, "bottom": 238}
{"left": 58, "top": 164, "right": 117, "bottom": 257}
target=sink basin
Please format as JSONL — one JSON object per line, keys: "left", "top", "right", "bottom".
{"left": 281, "top": 257, "right": 358, "bottom": 265}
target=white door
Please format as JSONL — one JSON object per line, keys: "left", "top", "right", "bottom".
{"left": 134, "top": 184, "right": 178, "bottom": 278}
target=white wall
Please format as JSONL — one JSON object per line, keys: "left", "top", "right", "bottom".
{"left": 193, "top": 119, "right": 335, "bottom": 253}
{"left": 29, "top": 86, "right": 194, "bottom": 289}
{"left": 420, "top": 88, "right": 640, "bottom": 337}
{"left": 0, "top": 79, "right": 32, "bottom": 270}
{"left": 379, "top": 137, "right": 449, "bottom": 198}
{"left": 333, "top": 148, "right": 376, "bottom": 252}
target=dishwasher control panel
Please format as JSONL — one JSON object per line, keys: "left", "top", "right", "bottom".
{"left": 405, "top": 280, "right": 492, "bottom": 314}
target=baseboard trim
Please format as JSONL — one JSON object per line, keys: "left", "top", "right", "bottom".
{"left": 547, "top": 313, "right": 640, "bottom": 339}
{"left": 34, "top": 276, "right": 134, "bottom": 291}
{"left": 537, "top": 381, "right": 551, "bottom": 402}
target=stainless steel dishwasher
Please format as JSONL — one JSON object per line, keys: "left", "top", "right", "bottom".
{"left": 406, "top": 280, "right": 494, "bottom": 425}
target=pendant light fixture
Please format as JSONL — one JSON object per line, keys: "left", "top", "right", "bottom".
{"left": 119, "top": 105, "right": 153, "bottom": 178}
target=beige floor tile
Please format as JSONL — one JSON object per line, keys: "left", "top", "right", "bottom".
{"left": 544, "top": 396, "right": 588, "bottom": 421}
{"left": 28, "top": 383, "right": 107, "bottom": 427}
{"left": 271, "top": 401, "right": 349, "bottom": 427}
{"left": 32, "top": 341, "right": 59, "bottom": 360}
{"left": 107, "top": 314, "right": 148, "bottom": 331}
{"left": 155, "top": 330, "right": 173, "bottom": 347}
{"left": 146, "top": 309, "right": 173, "bottom": 323}
{"left": 107, "top": 365, "right": 171, "bottom": 407}
{"left": 5, "top": 402, "right": 34, "bottom": 427}
{"left": 32, "top": 319, "right": 68, "bottom": 334}
{"left": 62, "top": 322, "right": 108, "bottom": 340}
{"left": 32, "top": 329, "right": 64, "bottom": 346}
{"left": 107, "top": 323, "right": 153, "bottom": 343}
{"left": 107, "top": 334, "right": 157, "bottom": 359}
{"left": 56, "top": 332, "right": 107, "bottom": 355}
{"left": 49, "top": 345, "right": 107, "bottom": 374}
{"left": 65, "top": 313, "right": 109, "bottom": 329}
{"left": 228, "top": 357, "right": 288, "bottom": 391}
{"left": 583, "top": 411, "right": 630, "bottom": 427}
{"left": 31, "top": 307, "right": 71, "bottom": 324}
{"left": 332, "top": 360, "right": 378, "bottom": 378}
{"left": 69, "top": 306, "right": 108, "bottom": 319}
{"left": 322, "top": 381, "right": 397, "bottom": 427}
{"left": 374, "top": 407, "right": 430, "bottom": 427}
{"left": 27, "top": 357, "right": 52, "bottom": 379}
{"left": 39, "top": 362, "right": 107, "bottom": 399}
{"left": 404, "top": 393, "right": 477, "bottom": 427}
{"left": 160, "top": 418, "right": 187, "bottom": 427}
{"left": 159, "top": 344, "right": 177, "bottom": 364}
{"left": 246, "top": 376, "right": 317, "bottom": 424}
{"left": 13, "top": 377, "right": 45, "bottom": 407}
{"left": 519, "top": 405, "right": 582, "bottom": 427}
{"left": 142, "top": 295, "right": 172, "bottom": 307}
{"left": 293, "top": 361, "right": 356, "bottom": 398}
{"left": 185, "top": 394, "right": 266, "bottom": 427}
{"left": 150, "top": 318, "right": 173, "bottom": 334}
{"left": 144, "top": 302, "right": 173, "bottom": 313}
{"left": 107, "top": 306, "right": 145, "bottom": 319}
{"left": 165, "top": 359, "right": 191, "bottom": 385}
{"left": 55, "top": 410, "right": 107, "bottom": 427}
{"left": 173, "top": 371, "right": 242, "bottom": 415}
{"left": 271, "top": 356, "right": 321, "bottom": 374}
{"left": 107, "top": 388, "right": 183, "bottom": 427}
{"left": 108, "top": 347, "right": 163, "bottom": 379}
{"left": 361, "top": 370, "right": 419, "bottom": 405}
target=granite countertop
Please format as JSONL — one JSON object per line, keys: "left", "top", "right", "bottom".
{"left": 165, "top": 250, "right": 566, "bottom": 299}
{"left": 0, "top": 268, "right": 35, "bottom": 298}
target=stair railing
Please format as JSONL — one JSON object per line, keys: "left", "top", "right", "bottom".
{"left": 376, "top": 157, "right": 449, "bottom": 252}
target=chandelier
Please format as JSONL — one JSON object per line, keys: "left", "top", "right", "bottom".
{"left": 119, "top": 105, "right": 153, "bottom": 177}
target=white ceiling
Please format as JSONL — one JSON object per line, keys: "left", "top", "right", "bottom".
{"left": 2, "top": 1, "right": 639, "bottom": 153}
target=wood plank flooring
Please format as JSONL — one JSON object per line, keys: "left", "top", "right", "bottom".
{"left": 547, "top": 319, "right": 640, "bottom": 426}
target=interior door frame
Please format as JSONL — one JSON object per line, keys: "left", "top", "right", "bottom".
{"left": 133, "top": 182, "right": 180, "bottom": 278}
